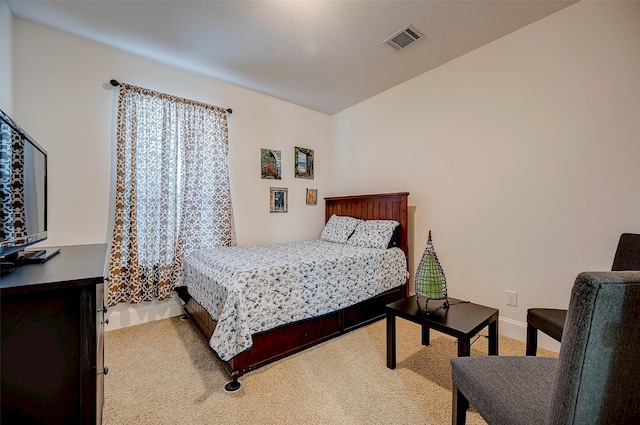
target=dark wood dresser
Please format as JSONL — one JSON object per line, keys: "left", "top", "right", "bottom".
{"left": 1, "top": 244, "right": 107, "bottom": 425}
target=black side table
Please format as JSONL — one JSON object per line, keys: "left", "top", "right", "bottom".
{"left": 386, "top": 295, "right": 499, "bottom": 369}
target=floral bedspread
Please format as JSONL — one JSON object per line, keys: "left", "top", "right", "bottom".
{"left": 178, "top": 240, "right": 407, "bottom": 361}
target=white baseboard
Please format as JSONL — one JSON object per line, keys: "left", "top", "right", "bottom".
{"left": 105, "top": 294, "right": 183, "bottom": 331}
{"left": 499, "top": 316, "right": 560, "bottom": 354}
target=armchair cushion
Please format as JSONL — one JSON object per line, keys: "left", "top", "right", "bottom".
{"left": 526, "top": 308, "right": 566, "bottom": 342}
{"left": 451, "top": 356, "right": 556, "bottom": 425}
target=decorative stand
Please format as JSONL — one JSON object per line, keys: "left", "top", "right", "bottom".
{"left": 415, "top": 231, "right": 449, "bottom": 313}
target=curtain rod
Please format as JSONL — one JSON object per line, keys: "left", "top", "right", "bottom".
{"left": 109, "top": 79, "right": 232, "bottom": 114}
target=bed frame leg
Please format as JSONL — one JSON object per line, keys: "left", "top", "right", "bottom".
{"left": 224, "top": 371, "right": 242, "bottom": 392}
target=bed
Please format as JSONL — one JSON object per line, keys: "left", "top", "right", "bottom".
{"left": 175, "top": 192, "right": 410, "bottom": 390}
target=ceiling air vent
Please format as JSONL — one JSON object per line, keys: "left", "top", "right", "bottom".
{"left": 384, "top": 25, "right": 424, "bottom": 51}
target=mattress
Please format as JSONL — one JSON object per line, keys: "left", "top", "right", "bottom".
{"left": 178, "top": 239, "right": 407, "bottom": 360}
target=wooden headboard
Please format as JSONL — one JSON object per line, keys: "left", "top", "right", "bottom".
{"left": 324, "top": 192, "right": 410, "bottom": 272}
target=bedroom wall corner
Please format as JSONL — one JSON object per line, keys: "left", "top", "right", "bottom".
{"left": 329, "top": 0, "right": 640, "bottom": 351}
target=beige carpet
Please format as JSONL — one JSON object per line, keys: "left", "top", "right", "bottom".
{"left": 104, "top": 316, "right": 557, "bottom": 425}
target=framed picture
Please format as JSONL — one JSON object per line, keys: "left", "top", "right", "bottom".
{"left": 270, "top": 187, "right": 288, "bottom": 213}
{"left": 261, "top": 148, "right": 281, "bottom": 179}
{"left": 306, "top": 188, "right": 318, "bottom": 205}
{"left": 294, "top": 146, "right": 314, "bottom": 179}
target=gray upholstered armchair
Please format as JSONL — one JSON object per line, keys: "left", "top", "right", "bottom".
{"left": 451, "top": 271, "right": 640, "bottom": 425}
{"left": 526, "top": 233, "right": 640, "bottom": 356}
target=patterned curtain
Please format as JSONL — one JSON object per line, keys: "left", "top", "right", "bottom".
{"left": 0, "top": 122, "right": 26, "bottom": 242}
{"left": 107, "top": 83, "right": 236, "bottom": 307}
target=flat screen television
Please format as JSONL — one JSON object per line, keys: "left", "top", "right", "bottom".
{"left": 0, "top": 109, "right": 48, "bottom": 260}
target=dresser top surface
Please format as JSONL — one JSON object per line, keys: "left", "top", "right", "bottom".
{"left": 1, "top": 244, "right": 107, "bottom": 295}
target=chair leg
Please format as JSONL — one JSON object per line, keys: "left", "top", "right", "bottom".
{"left": 452, "top": 384, "right": 469, "bottom": 425}
{"left": 526, "top": 324, "right": 538, "bottom": 356}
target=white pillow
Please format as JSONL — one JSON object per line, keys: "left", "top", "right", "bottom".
{"left": 346, "top": 220, "right": 400, "bottom": 249}
{"left": 320, "top": 214, "right": 361, "bottom": 244}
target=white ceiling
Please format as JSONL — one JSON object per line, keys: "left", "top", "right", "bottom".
{"left": 7, "top": 0, "right": 577, "bottom": 115}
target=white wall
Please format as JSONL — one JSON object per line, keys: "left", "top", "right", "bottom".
{"left": 332, "top": 1, "right": 640, "bottom": 350}
{"left": 0, "top": 0, "right": 12, "bottom": 112}
{"left": 11, "top": 19, "right": 331, "bottom": 329}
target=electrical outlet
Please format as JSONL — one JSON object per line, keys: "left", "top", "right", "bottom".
{"left": 505, "top": 290, "right": 518, "bottom": 307}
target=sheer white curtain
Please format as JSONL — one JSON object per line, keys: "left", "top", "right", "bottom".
{"left": 107, "top": 83, "right": 236, "bottom": 306}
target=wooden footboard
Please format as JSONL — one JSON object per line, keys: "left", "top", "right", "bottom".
{"left": 177, "top": 192, "right": 410, "bottom": 387}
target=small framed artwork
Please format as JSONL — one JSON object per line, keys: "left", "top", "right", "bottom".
{"left": 270, "top": 187, "right": 288, "bottom": 213}
{"left": 306, "top": 188, "right": 318, "bottom": 205}
{"left": 294, "top": 146, "right": 314, "bottom": 179}
{"left": 261, "top": 148, "right": 281, "bottom": 179}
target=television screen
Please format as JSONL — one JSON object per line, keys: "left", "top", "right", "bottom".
{"left": 0, "top": 109, "right": 48, "bottom": 259}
